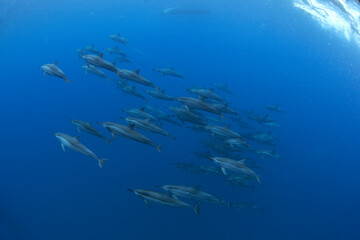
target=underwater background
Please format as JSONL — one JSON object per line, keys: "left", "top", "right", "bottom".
{"left": 1, "top": 0, "right": 360, "bottom": 239}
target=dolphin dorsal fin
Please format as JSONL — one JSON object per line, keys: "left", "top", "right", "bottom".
{"left": 74, "top": 136, "right": 80, "bottom": 141}
{"left": 161, "top": 89, "right": 165, "bottom": 93}
{"left": 54, "top": 60, "right": 57, "bottom": 65}
{"left": 99, "top": 53, "right": 103, "bottom": 58}
{"left": 237, "top": 159, "right": 246, "bottom": 164}
{"left": 129, "top": 124, "right": 135, "bottom": 130}
{"left": 134, "top": 69, "right": 140, "bottom": 74}
{"left": 140, "top": 107, "right": 145, "bottom": 111}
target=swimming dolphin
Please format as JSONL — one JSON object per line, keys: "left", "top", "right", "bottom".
{"left": 264, "top": 104, "right": 283, "bottom": 113}
{"left": 214, "top": 83, "right": 232, "bottom": 94}
{"left": 211, "top": 103, "right": 237, "bottom": 115}
{"left": 170, "top": 106, "right": 208, "bottom": 125}
{"left": 41, "top": 61, "right": 72, "bottom": 83}
{"left": 114, "top": 56, "right": 131, "bottom": 63}
{"left": 123, "top": 107, "right": 158, "bottom": 123}
{"left": 186, "top": 87, "right": 225, "bottom": 103}
{"left": 116, "top": 81, "right": 147, "bottom": 101}
{"left": 84, "top": 44, "right": 102, "bottom": 54}
{"left": 127, "top": 188, "right": 200, "bottom": 216}
{"left": 144, "top": 106, "right": 182, "bottom": 126}
{"left": 97, "top": 122, "right": 162, "bottom": 153}
{"left": 54, "top": 133, "right": 107, "bottom": 168}
{"left": 82, "top": 64, "right": 110, "bottom": 81}
{"left": 124, "top": 117, "right": 174, "bottom": 139}
{"left": 146, "top": 88, "right": 176, "bottom": 101}
{"left": 177, "top": 97, "right": 224, "bottom": 118}
{"left": 106, "top": 46, "right": 127, "bottom": 57}
{"left": 109, "top": 34, "right": 129, "bottom": 44}
{"left": 81, "top": 54, "right": 118, "bottom": 73}
{"left": 152, "top": 67, "right": 184, "bottom": 78}
{"left": 208, "top": 157, "right": 261, "bottom": 183}
{"left": 69, "top": 119, "right": 111, "bottom": 144}
{"left": 158, "top": 185, "right": 224, "bottom": 206}
{"left": 117, "top": 69, "right": 156, "bottom": 88}
{"left": 257, "top": 149, "right": 281, "bottom": 160}
{"left": 204, "top": 125, "right": 242, "bottom": 139}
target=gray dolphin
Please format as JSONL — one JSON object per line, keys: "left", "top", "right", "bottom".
{"left": 177, "top": 97, "right": 224, "bottom": 118}
{"left": 257, "top": 149, "right": 281, "bottom": 160}
{"left": 144, "top": 106, "right": 182, "bottom": 126}
{"left": 81, "top": 54, "right": 118, "bottom": 73}
{"left": 264, "top": 104, "right": 283, "bottom": 113}
{"left": 54, "top": 133, "right": 107, "bottom": 168}
{"left": 97, "top": 122, "right": 162, "bottom": 153}
{"left": 211, "top": 103, "right": 237, "bottom": 115}
{"left": 170, "top": 106, "right": 208, "bottom": 125}
{"left": 123, "top": 107, "right": 158, "bottom": 123}
{"left": 158, "top": 185, "right": 224, "bottom": 205}
{"left": 106, "top": 46, "right": 127, "bottom": 57}
{"left": 116, "top": 81, "right": 146, "bottom": 101}
{"left": 84, "top": 44, "right": 102, "bottom": 54}
{"left": 209, "top": 157, "right": 261, "bottom": 183}
{"left": 146, "top": 88, "right": 176, "bottom": 101}
{"left": 214, "top": 83, "right": 232, "bottom": 94}
{"left": 41, "top": 61, "right": 72, "bottom": 83}
{"left": 128, "top": 188, "right": 200, "bottom": 216}
{"left": 205, "top": 125, "right": 242, "bottom": 139}
{"left": 117, "top": 69, "right": 156, "bottom": 88}
{"left": 69, "top": 119, "right": 111, "bottom": 144}
{"left": 82, "top": 64, "right": 110, "bottom": 81}
{"left": 152, "top": 67, "right": 184, "bottom": 78}
{"left": 109, "top": 34, "right": 129, "bottom": 44}
{"left": 186, "top": 88, "right": 225, "bottom": 103}
{"left": 124, "top": 117, "right": 174, "bottom": 139}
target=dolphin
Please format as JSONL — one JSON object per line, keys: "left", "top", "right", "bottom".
{"left": 158, "top": 185, "right": 224, "bottom": 205}
{"left": 152, "top": 67, "right": 184, "bottom": 78}
{"left": 211, "top": 103, "right": 238, "bottom": 115}
{"left": 84, "top": 44, "right": 102, "bottom": 54}
{"left": 257, "top": 149, "right": 281, "bottom": 160}
{"left": 127, "top": 188, "right": 200, "bottom": 216}
{"left": 97, "top": 122, "right": 162, "bottom": 153}
{"left": 116, "top": 81, "right": 146, "bottom": 101}
{"left": 208, "top": 157, "right": 261, "bottom": 183}
{"left": 54, "top": 133, "right": 107, "bottom": 168}
{"left": 81, "top": 54, "right": 118, "bottom": 73}
{"left": 123, "top": 107, "right": 158, "bottom": 123}
{"left": 114, "top": 56, "right": 131, "bottom": 63}
{"left": 204, "top": 125, "right": 242, "bottom": 139}
{"left": 124, "top": 117, "right": 174, "bottom": 139}
{"left": 69, "top": 119, "right": 111, "bottom": 144}
{"left": 170, "top": 106, "right": 208, "bottom": 125}
{"left": 106, "top": 46, "right": 127, "bottom": 57}
{"left": 186, "top": 88, "right": 225, "bottom": 103}
{"left": 76, "top": 49, "right": 86, "bottom": 59}
{"left": 109, "top": 34, "right": 129, "bottom": 44}
{"left": 214, "top": 83, "right": 232, "bottom": 94}
{"left": 144, "top": 106, "right": 182, "bottom": 126}
{"left": 264, "top": 104, "right": 283, "bottom": 113}
{"left": 82, "top": 64, "right": 110, "bottom": 81}
{"left": 225, "top": 138, "right": 251, "bottom": 149}
{"left": 177, "top": 97, "right": 224, "bottom": 118}
{"left": 146, "top": 88, "right": 176, "bottom": 101}
{"left": 41, "top": 61, "right": 72, "bottom": 83}
{"left": 117, "top": 69, "right": 156, "bottom": 88}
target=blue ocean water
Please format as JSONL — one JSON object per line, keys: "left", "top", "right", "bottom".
{"left": 1, "top": 0, "right": 360, "bottom": 239}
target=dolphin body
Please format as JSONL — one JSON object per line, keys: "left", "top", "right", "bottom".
{"left": 257, "top": 149, "right": 281, "bottom": 160}
{"left": 82, "top": 64, "right": 110, "bottom": 81}
{"left": 124, "top": 117, "right": 174, "bottom": 139}
{"left": 84, "top": 45, "right": 102, "bottom": 54}
{"left": 117, "top": 69, "right": 156, "bottom": 88}
{"left": 114, "top": 56, "right": 131, "bottom": 63}
{"left": 177, "top": 97, "right": 224, "bottom": 118}
{"left": 170, "top": 106, "right": 208, "bottom": 125}
{"left": 127, "top": 188, "right": 200, "bottom": 216}
{"left": 159, "top": 185, "right": 224, "bottom": 206}
{"left": 146, "top": 88, "right": 176, "bottom": 101}
{"left": 81, "top": 54, "right": 118, "bottom": 73}
{"left": 214, "top": 83, "right": 232, "bottom": 94}
{"left": 152, "top": 67, "right": 184, "bottom": 78}
{"left": 54, "top": 133, "right": 107, "bottom": 168}
{"left": 186, "top": 88, "right": 225, "bottom": 103}
{"left": 209, "top": 157, "right": 261, "bottom": 183}
{"left": 123, "top": 108, "right": 158, "bottom": 123}
{"left": 144, "top": 106, "right": 182, "bottom": 126}
{"left": 109, "top": 34, "right": 129, "bottom": 44}
{"left": 97, "top": 122, "right": 162, "bottom": 153}
{"left": 264, "top": 104, "right": 283, "bottom": 113}
{"left": 116, "top": 81, "right": 146, "bottom": 101}
{"left": 212, "top": 103, "right": 238, "bottom": 115}
{"left": 205, "top": 125, "right": 242, "bottom": 139}
{"left": 225, "top": 138, "right": 251, "bottom": 149}
{"left": 69, "top": 119, "right": 111, "bottom": 144}
{"left": 106, "top": 46, "right": 127, "bottom": 57}
{"left": 41, "top": 61, "right": 72, "bottom": 83}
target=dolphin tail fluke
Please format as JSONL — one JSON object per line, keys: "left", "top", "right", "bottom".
{"left": 106, "top": 139, "right": 112, "bottom": 145}
{"left": 156, "top": 145, "right": 163, "bottom": 153}
{"left": 99, "top": 159, "right": 108, "bottom": 168}
{"left": 256, "top": 175, "right": 261, "bottom": 184}
{"left": 194, "top": 203, "right": 200, "bottom": 216}
{"left": 65, "top": 79, "right": 73, "bottom": 83}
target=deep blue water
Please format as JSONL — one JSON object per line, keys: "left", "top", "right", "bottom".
{"left": 1, "top": 0, "right": 360, "bottom": 239}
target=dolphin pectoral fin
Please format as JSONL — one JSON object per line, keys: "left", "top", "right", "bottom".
{"left": 143, "top": 199, "right": 151, "bottom": 208}
{"left": 111, "top": 133, "right": 117, "bottom": 140}
{"left": 61, "top": 143, "right": 66, "bottom": 152}
{"left": 220, "top": 167, "right": 227, "bottom": 175}
{"left": 156, "top": 145, "right": 162, "bottom": 153}
{"left": 194, "top": 203, "right": 200, "bottom": 217}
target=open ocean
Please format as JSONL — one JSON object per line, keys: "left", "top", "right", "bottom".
{"left": 1, "top": 0, "right": 360, "bottom": 239}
